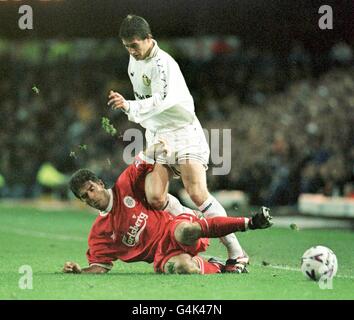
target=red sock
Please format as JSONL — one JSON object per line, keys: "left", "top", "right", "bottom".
{"left": 193, "top": 256, "right": 222, "bottom": 274}
{"left": 197, "top": 216, "right": 247, "bottom": 238}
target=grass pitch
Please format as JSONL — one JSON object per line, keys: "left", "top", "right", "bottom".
{"left": 0, "top": 202, "right": 353, "bottom": 300}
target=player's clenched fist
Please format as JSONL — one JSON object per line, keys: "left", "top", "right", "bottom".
{"left": 63, "top": 261, "right": 82, "bottom": 274}
{"left": 155, "top": 139, "right": 171, "bottom": 157}
{"left": 107, "top": 90, "right": 129, "bottom": 111}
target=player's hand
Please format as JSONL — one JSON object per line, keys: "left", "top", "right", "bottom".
{"left": 63, "top": 261, "right": 82, "bottom": 274}
{"left": 107, "top": 90, "right": 129, "bottom": 111}
{"left": 155, "top": 139, "right": 172, "bottom": 157}
{"left": 144, "top": 139, "right": 171, "bottom": 159}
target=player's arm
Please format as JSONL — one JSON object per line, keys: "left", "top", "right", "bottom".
{"left": 108, "top": 61, "right": 187, "bottom": 123}
{"left": 124, "top": 64, "right": 171, "bottom": 122}
{"left": 63, "top": 261, "right": 110, "bottom": 274}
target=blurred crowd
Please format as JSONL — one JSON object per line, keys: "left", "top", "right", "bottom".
{"left": 0, "top": 37, "right": 353, "bottom": 205}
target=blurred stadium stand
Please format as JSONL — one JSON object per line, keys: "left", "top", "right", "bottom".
{"left": 0, "top": 0, "right": 353, "bottom": 218}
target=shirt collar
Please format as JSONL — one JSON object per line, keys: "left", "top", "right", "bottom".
{"left": 100, "top": 189, "right": 113, "bottom": 217}
{"left": 146, "top": 40, "right": 159, "bottom": 59}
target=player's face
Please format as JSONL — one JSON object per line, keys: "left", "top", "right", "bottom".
{"left": 78, "top": 180, "right": 110, "bottom": 211}
{"left": 122, "top": 37, "right": 153, "bottom": 60}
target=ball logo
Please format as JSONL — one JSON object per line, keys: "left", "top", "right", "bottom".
{"left": 124, "top": 196, "right": 136, "bottom": 208}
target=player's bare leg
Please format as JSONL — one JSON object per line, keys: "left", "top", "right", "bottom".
{"left": 145, "top": 163, "right": 171, "bottom": 210}
{"left": 164, "top": 253, "right": 200, "bottom": 274}
{"left": 163, "top": 221, "right": 229, "bottom": 274}
{"left": 169, "top": 208, "right": 272, "bottom": 274}
{"left": 145, "top": 162, "right": 195, "bottom": 215}
{"left": 164, "top": 253, "right": 223, "bottom": 274}
{"left": 179, "top": 160, "right": 248, "bottom": 272}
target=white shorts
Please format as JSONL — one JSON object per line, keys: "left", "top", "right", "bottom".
{"left": 145, "top": 119, "right": 210, "bottom": 178}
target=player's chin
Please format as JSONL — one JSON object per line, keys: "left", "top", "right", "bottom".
{"left": 89, "top": 202, "right": 103, "bottom": 211}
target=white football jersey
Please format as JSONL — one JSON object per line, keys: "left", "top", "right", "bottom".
{"left": 124, "top": 40, "right": 197, "bottom": 133}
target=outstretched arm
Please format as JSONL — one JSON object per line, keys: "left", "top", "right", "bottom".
{"left": 107, "top": 60, "right": 173, "bottom": 124}
{"left": 63, "top": 261, "right": 110, "bottom": 274}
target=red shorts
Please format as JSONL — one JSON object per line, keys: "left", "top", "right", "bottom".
{"left": 153, "top": 213, "right": 209, "bottom": 273}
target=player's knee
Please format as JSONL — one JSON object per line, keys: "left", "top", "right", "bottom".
{"left": 180, "top": 223, "right": 195, "bottom": 240}
{"left": 146, "top": 194, "right": 167, "bottom": 210}
{"left": 185, "top": 183, "right": 209, "bottom": 206}
{"left": 175, "top": 222, "right": 200, "bottom": 245}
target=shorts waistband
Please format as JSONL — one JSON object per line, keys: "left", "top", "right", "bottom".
{"left": 147, "top": 120, "right": 196, "bottom": 135}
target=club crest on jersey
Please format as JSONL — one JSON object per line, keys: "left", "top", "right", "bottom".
{"left": 142, "top": 74, "right": 151, "bottom": 86}
{"left": 124, "top": 196, "right": 136, "bottom": 208}
{"left": 122, "top": 212, "right": 148, "bottom": 247}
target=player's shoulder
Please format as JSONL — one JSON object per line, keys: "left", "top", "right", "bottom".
{"left": 87, "top": 214, "right": 110, "bottom": 242}
{"left": 153, "top": 46, "right": 177, "bottom": 65}
{"left": 92, "top": 212, "right": 110, "bottom": 229}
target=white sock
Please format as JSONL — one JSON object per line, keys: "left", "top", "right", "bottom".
{"left": 163, "top": 194, "right": 194, "bottom": 216}
{"left": 198, "top": 195, "right": 244, "bottom": 259}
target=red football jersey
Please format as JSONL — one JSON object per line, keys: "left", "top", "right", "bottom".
{"left": 86, "top": 154, "right": 174, "bottom": 267}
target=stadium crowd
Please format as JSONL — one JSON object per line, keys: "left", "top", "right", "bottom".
{"left": 0, "top": 37, "right": 353, "bottom": 205}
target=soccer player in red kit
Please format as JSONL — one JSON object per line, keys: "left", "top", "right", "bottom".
{"left": 63, "top": 142, "right": 272, "bottom": 275}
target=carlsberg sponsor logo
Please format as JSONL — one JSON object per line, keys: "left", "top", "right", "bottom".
{"left": 122, "top": 212, "right": 148, "bottom": 247}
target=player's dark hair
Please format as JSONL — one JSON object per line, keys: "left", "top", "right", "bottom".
{"left": 119, "top": 14, "right": 152, "bottom": 40}
{"left": 69, "top": 169, "right": 102, "bottom": 199}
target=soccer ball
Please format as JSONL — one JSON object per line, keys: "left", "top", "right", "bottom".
{"left": 300, "top": 246, "right": 338, "bottom": 281}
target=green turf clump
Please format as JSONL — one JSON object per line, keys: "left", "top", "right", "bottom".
{"left": 69, "top": 151, "right": 77, "bottom": 159}
{"left": 32, "top": 86, "right": 40, "bottom": 95}
{"left": 79, "top": 144, "right": 88, "bottom": 151}
{"left": 101, "top": 117, "right": 117, "bottom": 136}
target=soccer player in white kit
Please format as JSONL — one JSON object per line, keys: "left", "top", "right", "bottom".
{"left": 107, "top": 15, "right": 248, "bottom": 272}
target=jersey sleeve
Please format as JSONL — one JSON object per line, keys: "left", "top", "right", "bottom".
{"left": 86, "top": 247, "right": 114, "bottom": 269}
{"left": 86, "top": 218, "right": 117, "bottom": 268}
{"left": 125, "top": 58, "right": 175, "bottom": 123}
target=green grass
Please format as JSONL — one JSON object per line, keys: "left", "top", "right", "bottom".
{"left": 0, "top": 202, "right": 353, "bottom": 300}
